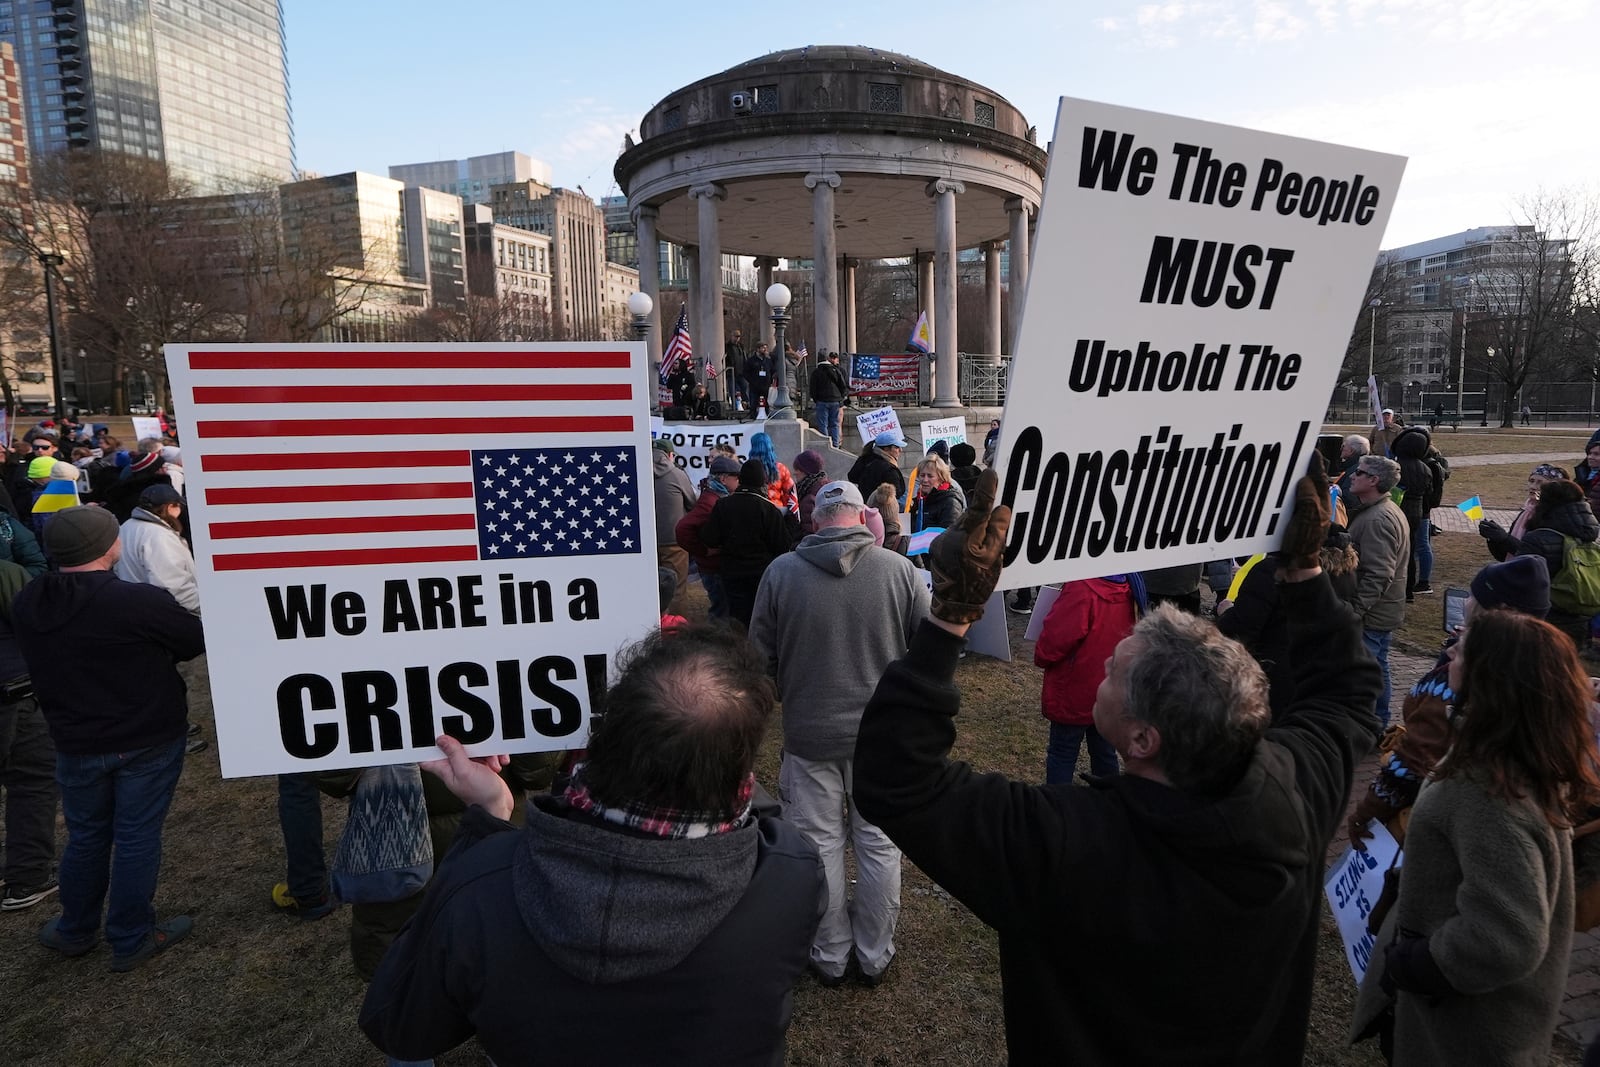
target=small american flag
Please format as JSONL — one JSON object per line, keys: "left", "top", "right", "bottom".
{"left": 795, "top": 341, "right": 808, "bottom": 361}
{"left": 179, "top": 347, "right": 646, "bottom": 572}
{"left": 661, "top": 306, "right": 692, "bottom": 382}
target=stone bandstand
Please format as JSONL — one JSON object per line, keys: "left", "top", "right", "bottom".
{"left": 615, "top": 45, "right": 1047, "bottom": 412}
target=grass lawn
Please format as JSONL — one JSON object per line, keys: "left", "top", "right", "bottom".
{"left": 0, "top": 428, "right": 1591, "bottom": 1065}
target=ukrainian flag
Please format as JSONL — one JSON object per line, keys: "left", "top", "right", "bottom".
{"left": 30, "top": 479, "right": 80, "bottom": 514}
{"left": 1457, "top": 496, "right": 1484, "bottom": 523}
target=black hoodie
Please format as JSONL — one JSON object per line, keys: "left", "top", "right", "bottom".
{"left": 854, "top": 575, "right": 1382, "bottom": 1066}
{"left": 13, "top": 570, "right": 204, "bottom": 755}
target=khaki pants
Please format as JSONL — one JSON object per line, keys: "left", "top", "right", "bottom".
{"left": 657, "top": 545, "right": 690, "bottom": 612}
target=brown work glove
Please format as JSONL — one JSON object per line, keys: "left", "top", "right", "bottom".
{"left": 927, "top": 468, "right": 1012, "bottom": 625}
{"left": 1279, "top": 452, "right": 1330, "bottom": 571}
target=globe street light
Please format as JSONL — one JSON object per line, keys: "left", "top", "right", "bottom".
{"left": 1481, "top": 347, "right": 1494, "bottom": 427}
{"left": 1366, "top": 297, "right": 1382, "bottom": 383}
{"left": 766, "top": 282, "right": 793, "bottom": 420}
{"left": 626, "top": 291, "right": 656, "bottom": 413}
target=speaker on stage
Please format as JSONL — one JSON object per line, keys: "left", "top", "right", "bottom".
{"left": 706, "top": 401, "right": 724, "bottom": 420}
{"left": 665, "top": 405, "right": 692, "bottom": 421}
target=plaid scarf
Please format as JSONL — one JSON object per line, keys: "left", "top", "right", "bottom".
{"left": 563, "top": 762, "right": 755, "bottom": 839}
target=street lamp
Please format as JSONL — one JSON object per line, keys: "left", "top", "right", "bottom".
{"left": 765, "top": 282, "right": 793, "bottom": 420}
{"left": 1366, "top": 297, "right": 1382, "bottom": 383}
{"left": 626, "top": 291, "right": 655, "bottom": 414}
{"left": 38, "top": 251, "right": 65, "bottom": 418}
{"left": 1481, "top": 347, "right": 1494, "bottom": 427}
{"left": 77, "top": 347, "right": 90, "bottom": 414}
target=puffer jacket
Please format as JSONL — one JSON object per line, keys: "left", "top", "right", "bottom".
{"left": 1512, "top": 498, "right": 1600, "bottom": 582}
{"left": 1391, "top": 426, "right": 1433, "bottom": 525}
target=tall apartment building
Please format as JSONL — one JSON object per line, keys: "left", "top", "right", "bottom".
{"left": 390, "top": 151, "right": 551, "bottom": 206}
{"left": 0, "top": 0, "right": 293, "bottom": 191}
{"left": 490, "top": 181, "right": 606, "bottom": 338}
{"left": 278, "top": 172, "right": 426, "bottom": 310}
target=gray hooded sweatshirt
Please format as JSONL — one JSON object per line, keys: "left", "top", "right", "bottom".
{"left": 747, "top": 522, "right": 929, "bottom": 760}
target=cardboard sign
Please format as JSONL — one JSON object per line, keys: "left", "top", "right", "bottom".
{"left": 164, "top": 343, "right": 661, "bottom": 778}
{"left": 131, "top": 416, "right": 163, "bottom": 443}
{"left": 1324, "top": 821, "right": 1401, "bottom": 981}
{"left": 651, "top": 422, "right": 754, "bottom": 476}
{"left": 1022, "top": 585, "right": 1063, "bottom": 642}
{"left": 920, "top": 417, "right": 967, "bottom": 456}
{"left": 856, "top": 405, "right": 904, "bottom": 448}
{"left": 994, "top": 99, "right": 1405, "bottom": 588}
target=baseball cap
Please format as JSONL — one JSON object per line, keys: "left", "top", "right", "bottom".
{"left": 815, "top": 480, "right": 865, "bottom": 509}
{"left": 651, "top": 438, "right": 676, "bottom": 454}
{"left": 873, "top": 431, "right": 907, "bottom": 449}
{"left": 709, "top": 456, "right": 740, "bottom": 475}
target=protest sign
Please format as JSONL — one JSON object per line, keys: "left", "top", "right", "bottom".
{"left": 131, "top": 416, "right": 163, "bottom": 443}
{"left": 851, "top": 354, "right": 920, "bottom": 398}
{"left": 994, "top": 99, "right": 1405, "bottom": 588}
{"left": 164, "top": 343, "right": 660, "bottom": 778}
{"left": 920, "top": 417, "right": 967, "bottom": 456}
{"left": 856, "top": 405, "right": 903, "bottom": 448}
{"left": 1367, "top": 374, "right": 1384, "bottom": 430}
{"left": 1022, "top": 585, "right": 1062, "bottom": 642}
{"left": 1324, "top": 821, "right": 1400, "bottom": 982}
{"left": 650, "top": 422, "right": 754, "bottom": 475}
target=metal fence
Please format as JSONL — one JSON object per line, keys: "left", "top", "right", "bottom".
{"left": 958, "top": 354, "right": 1010, "bottom": 405}
{"left": 1328, "top": 379, "right": 1600, "bottom": 427}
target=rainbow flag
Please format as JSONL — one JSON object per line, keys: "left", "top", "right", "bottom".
{"left": 1457, "top": 496, "right": 1483, "bottom": 523}
{"left": 30, "top": 479, "right": 80, "bottom": 514}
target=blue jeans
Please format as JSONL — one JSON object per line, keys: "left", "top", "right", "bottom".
{"left": 1046, "top": 722, "right": 1119, "bottom": 785}
{"left": 277, "top": 773, "right": 328, "bottom": 901}
{"left": 1361, "top": 629, "right": 1393, "bottom": 730}
{"left": 814, "top": 401, "right": 843, "bottom": 446}
{"left": 1415, "top": 516, "right": 1433, "bottom": 585}
{"left": 701, "top": 572, "right": 727, "bottom": 619}
{"left": 55, "top": 737, "right": 185, "bottom": 956}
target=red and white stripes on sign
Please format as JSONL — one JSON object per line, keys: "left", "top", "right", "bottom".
{"left": 182, "top": 349, "right": 636, "bottom": 572}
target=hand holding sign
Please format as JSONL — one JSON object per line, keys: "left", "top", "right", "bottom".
{"left": 928, "top": 469, "right": 1011, "bottom": 626}
{"left": 421, "top": 734, "right": 515, "bottom": 821}
{"left": 1280, "top": 452, "right": 1330, "bottom": 572}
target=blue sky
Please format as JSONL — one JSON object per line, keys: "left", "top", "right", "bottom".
{"left": 284, "top": 0, "right": 1599, "bottom": 249}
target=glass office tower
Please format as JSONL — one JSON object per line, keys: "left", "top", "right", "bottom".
{"left": 0, "top": 0, "right": 292, "bottom": 191}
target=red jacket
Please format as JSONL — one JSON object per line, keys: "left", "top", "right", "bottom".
{"left": 1034, "top": 578, "right": 1137, "bottom": 726}
{"left": 675, "top": 487, "right": 724, "bottom": 574}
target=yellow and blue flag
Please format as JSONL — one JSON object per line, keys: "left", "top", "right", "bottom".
{"left": 30, "top": 479, "right": 80, "bottom": 514}
{"left": 1457, "top": 496, "right": 1483, "bottom": 523}
{"left": 907, "top": 310, "right": 932, "bottom": 354}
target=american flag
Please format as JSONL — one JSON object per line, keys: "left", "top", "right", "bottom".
{"left": 661, "top": 306, "right": 692, "bottom": 382}
{"left": 175, "top": 346, "right": 647, "bottom": 572}
{"left": 795, "top": 341, "right": 808, "bottom": 361}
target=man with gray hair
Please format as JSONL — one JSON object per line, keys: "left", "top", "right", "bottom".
{"left": 1347, "top": 453, "right": 1410, "bottom": 727}
{"left": 1336, "top": 433, "right": 1370, "bottom": 513}
{"left": 854, "top": 463, "right": 1382, "bottom": 1063}
{"left": 748, "top": 479, "right": 928, "bottom": 987}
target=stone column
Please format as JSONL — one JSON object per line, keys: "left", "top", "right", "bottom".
{"left": 842, "top": 258, "right": 858, "bottom": 353}
{"left": 683, "top": 244, "right": 700, "bottom": 398}
{"left": 928, "top": 178, "right": 965, "bottom": 408}
{"left": 633, "top": 205, "right": 662, "bottom": 381}
{"left": 754, "top": 256, "right": 778, "bottom": 352}
{"left": 1005, "top": 198, "right": 1033, "bottom": 354}
{"left": 689, "top": 183, "right": 726, "bottom": 399}
{"left": 806, "top": 171, "right": 841, "bottom": 356}
{"left": 984, "top": 240, "right": 1003, "bottom": 364}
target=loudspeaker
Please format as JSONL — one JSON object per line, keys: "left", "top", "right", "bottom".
{"left": 706, "top": 401, "right": 724, "bottom": 420}
{"left": 665, "top": 405, "right": 691, "bottom": 421}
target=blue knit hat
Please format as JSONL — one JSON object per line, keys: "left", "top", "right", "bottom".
{"left": 1470, "top": 555, "right": 1550, "bottom": 618}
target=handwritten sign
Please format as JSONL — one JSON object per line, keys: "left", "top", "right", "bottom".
{"left": 920, "top": 417, "right": 967, "bottom": 456}
{"left": 856, "top": 405, "right": 904, "bottom": 448}
{"left": 1324, "top": 821, "right": 1400, "bottom": 982}
{"left": 994, "top": 98, "right": 1405, "bottom": 588}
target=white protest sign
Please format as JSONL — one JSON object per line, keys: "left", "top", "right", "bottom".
{"left": 1368, "top": 374, "right": 1384, "bottom": 431}
{"left": 1022, "top": 585, "right": 1063, "bottom": 643}
{"left": 131, "top": 416, "right": 163, "bottom": 443}
{"left": 1324, "top": 821, "right": 1400, "bottom": 982}
{"left": 164, "top": 342, "right": 661, "bottom": 778}
{"left": 920, "top": 417, "right": 966, "bottom": 455}
{"left": 994, "top": 99, "right": 1405, "bottom": 588}
{"left": 913, "top": 570, "right": 1009, "bottom": 660}
{"left": 856, "top": 406, "right": 903, "bottom": 448}
{"left": 651, "top": 422, "right": 754, "bottom": 477}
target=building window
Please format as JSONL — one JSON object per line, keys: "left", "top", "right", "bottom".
{"left": 974, "top": 101, "right": 996, "bottom": 128}
{"left": 868, "top": 83, "right": 903, "bottom": 113}
{"left": 662, "top": 106, "right": 683, "bottom": 131}
{"left": 752, "top": 84, "right": 779, "bottom": 114}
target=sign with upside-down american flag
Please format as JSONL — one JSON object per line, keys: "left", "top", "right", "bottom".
{"left": 165, "top": 343, "right": 661, "bottom": 778}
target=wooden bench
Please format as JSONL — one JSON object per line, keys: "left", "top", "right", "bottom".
{"left": 1428, "top": 411, "right": 1463, "bottom": 432}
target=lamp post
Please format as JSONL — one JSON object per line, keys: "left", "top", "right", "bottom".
{"left": 1455, "top": 311, "right": 1466, "bottom": 423}
{"left": 1366, "top": 297, "right": 1382, "bottom": 383}
{"left": 77, "top": 347, "right": 90, "bottom": 414}
{"left": 1481, "top": 347, "right": 1494, "bottom": 427}
{"left": 766, "top": 282, "right": 793, "bottom": 420}
{"left": 626, "top": 291, "right": 656, "bottom": 414}
{"left": 38, "top": 251, "right": 65, "bottom": 418}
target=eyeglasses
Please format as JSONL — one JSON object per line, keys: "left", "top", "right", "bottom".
{"left": 31, "top": 443, "right": 51, "bottom": 451}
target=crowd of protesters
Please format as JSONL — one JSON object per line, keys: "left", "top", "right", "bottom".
{"left": 8, "top": 408, "right": 1600, "bottom": 1067}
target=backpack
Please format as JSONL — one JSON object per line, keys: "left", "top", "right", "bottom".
{"left": 1424, "top": 450, "right": 1451, "bottom": 511}
{"left": 1551, "top": 535, "right": 1600, "bottom": 616}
